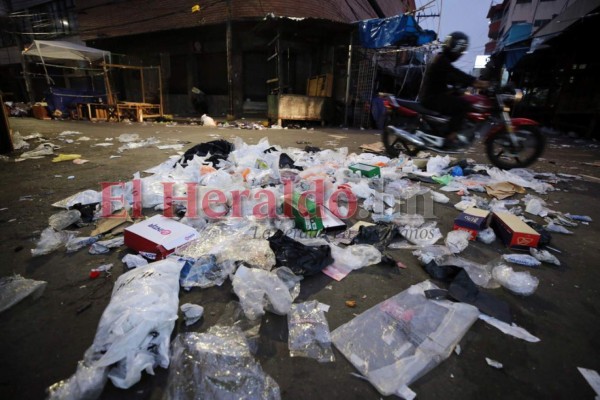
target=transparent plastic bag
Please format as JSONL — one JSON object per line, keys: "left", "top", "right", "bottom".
{"left": 329, "top": 244, "right": 382, "bottom": 271}
{"left": 178, "top": 254, "right": 235, "bottom": 290}
{"left": 399, "top": 222, "right": 443, "bottom": 246}
{"left": 49, "top": 210, "right": 82, "bottom": 231}
{"left": 164, "top": 327, "right": 280, "bottom": 400}
{"left": 445, "top": 230, "right": 471, "bottom": 254}
{"left": 66, "top": 235, "right": 102, "bottom": 253}
{"left": 0, "top": 275, "right": 47, "bottom": 313}
{"left": 331, "top": 281, "right": 479, "bottom": 397}
{"left": 492, "top": 264, "right": 539, "bottom": 296}
{"left": 232, "top": 265, "right": 293, "bottom": 320}
{"left": 31, "top": 227, "right": 76, "bottom": 257}
{"left": 530, "top": 248, "right": 560, "bottom": 266}
{"left": 477, "top": 227, "right": 496, "bottom": 244}
{"left": 121, "top": 254, "right": 149, "bottom": 269}
{"left": 288, "top": 301, "right": 335, "bottom": 362}
{"left": 502, "top": 254, "right": 542, "bottom": 267}
{"left": 47, "top": 259, "right": 184, "bottom": 397}
{"left": 180, "top": 303, "right": 204, "bottom": 326}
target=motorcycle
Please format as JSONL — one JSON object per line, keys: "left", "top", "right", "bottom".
{"left": 381, "top": 85, "right": 545, "bottom": 169}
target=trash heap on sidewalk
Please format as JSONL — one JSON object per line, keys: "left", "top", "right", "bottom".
{"left": 7, "top": 134, "right": 596, "bottom": 399}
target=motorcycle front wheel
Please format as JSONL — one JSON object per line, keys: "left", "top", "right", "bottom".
{"left": 382, "top": 126, "right": 419, "bottom": 157}
{"left": 486, "top": 126, "right": 545, "bottom": 169}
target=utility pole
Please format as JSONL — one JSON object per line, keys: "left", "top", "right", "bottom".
{"left": 225, "top": 0, "right": 234, "bottom": 120}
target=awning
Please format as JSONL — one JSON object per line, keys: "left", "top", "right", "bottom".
{"left": 530, "top": 0, "right": 600, "bottom": 52}
{"left": 357, "top": 14, "right": 436, "bottom": 49}
{"left": 497, "top": 23, "right": 532, "bottom": 51}
{"left": 22, "top": 40, "right": 111, "bottom": 63}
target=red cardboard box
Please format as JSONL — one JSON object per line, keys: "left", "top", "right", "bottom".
{"left": 491, "top": 212, "right": 540, "bottom": 249}
{"left": 124, "top": 215, "right": 200, "bottom": 260}
{"left": 453, "top": 207, "right": 490, "bottom": 240}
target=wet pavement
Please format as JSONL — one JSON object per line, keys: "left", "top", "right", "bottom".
{"left": 0, "top": 117, "right": 599, "bottom": 399}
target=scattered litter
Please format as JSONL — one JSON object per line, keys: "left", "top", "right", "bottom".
{"left": 164, "top": 327, "right": 280, "bottom": 399}
{"left": 121, "top": 254, "right": 149, "bottom": 269}
{"left": 200, "top": 114, "right": 217, "bottom": 126}
{"left": 31, "top": 228, "right": 76, "bottom": 257}
{"left": 89, "top": 264, "right": 113, "bottom": 279}
{"left": 485, "top": 357, "right": 503, "bottom": 369}
{"left": 530, "top": 248, "right": 560, "bottom": 266}
{"left": 19, "top": 143, "right": 58, "bottom": 159}
{"left": 477, "top": 227, "right": 496, "bottom": 244}
{"left": 73, "top": 159, "right": 90, "bottom": 164}
{"left": 479, "top": 314, "right": 540, "bottom": 342}
{"left": 331, "top": 281, "right": 479, "bottom": 397}
{"left": 445, "top": 230, "right": 471, "bottom": 254}
{"left": 577, "top": 367, "right": 600, "bottom": 398}
{"left": 52, "top": 154, "right": 82, "bottom": 163}
{"left": 345, "top": 300, "right": 357, "bottom": 308}
{"left": 47, "top": 259, "right": 184, "bottom": 397}
{"left": 117, "top": 133, "right": 140, "bottom": 143}
{"left": 288, "top": 301, "right": 335, "bottom": 362}
{"left": 0, "top": 275, "right": 47, "bottom": 313}
{"left": 48, "top": 210, "right": 81, "bottom": 231}
{"left": 492, "top": 264, "right": 539, "bottom": 296}
{"left": 501, "top": 254, "right": 542, "bottom": 268}
{"left": 180, "top": 303, "right": 204, "bottom": 326}
{"left": 545, "top": 222, "right": 573, "bottom": 234}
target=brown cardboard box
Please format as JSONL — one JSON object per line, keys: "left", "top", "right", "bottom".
{"left": 491, "top": 212, "right": 540, "bottom": 249}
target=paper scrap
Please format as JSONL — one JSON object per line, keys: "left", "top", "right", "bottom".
{"left": 479, "top": 314, "right": 540, "bottom": 343}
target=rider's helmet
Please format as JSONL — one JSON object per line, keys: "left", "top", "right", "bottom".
{"left": 442, "top": 31, "right": 469, "bottom": 62}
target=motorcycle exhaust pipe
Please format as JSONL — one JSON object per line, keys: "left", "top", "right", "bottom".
{"left": 386, "top": 126, "right": 425, "bottom": 147}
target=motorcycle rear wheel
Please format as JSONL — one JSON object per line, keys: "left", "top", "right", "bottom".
{"left": 382, "top": 126, "right": 419, "bottom": 157}
{"left": 486, "top": 126, "right": 545, "bottom": 169}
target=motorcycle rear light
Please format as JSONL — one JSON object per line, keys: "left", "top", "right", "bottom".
{"left": 397, "top": 105, "right": 418, "bottom": 117}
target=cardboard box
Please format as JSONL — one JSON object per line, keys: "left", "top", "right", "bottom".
{"left": 124, "top": 215, "right": 200, "bottom": 260}
{"left": 348, "top": 163, "right": 381, "bottom": 178}
{"left": 284, "top": 192, "right": 345, "bottom": 237}
{"left": 491, "top": 212, "right": 540, "bottom": 249}
{"left": 453, "top": 207, "right": 490, "bottom": 240}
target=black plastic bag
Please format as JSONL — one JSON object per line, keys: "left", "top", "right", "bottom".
{"left": 351, "top": 222, "right": 398, "bottom": 251}
{"left": 177, "top": 139, "right": 234, "bottom": 167}
{"left": 267, "top": 230, "right": 334, "bottom": 276}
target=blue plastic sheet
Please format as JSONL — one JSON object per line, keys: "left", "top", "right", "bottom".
{"left": 358, "top": 15, "right": 437, "bottom": 49}
{"left": 45, "top": 87, "right": 107, "bottom": 113}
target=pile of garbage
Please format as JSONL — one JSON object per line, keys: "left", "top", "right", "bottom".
{"left": 5, "top": 134, "right": 596, "bottom": 398}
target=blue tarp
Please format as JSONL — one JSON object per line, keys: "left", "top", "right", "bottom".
{"left": 45, "top": 87, "right": 107, "bottom": 114}
{"left": 358, "top": 14, "right": 437, "bottom": 49}
{"left": 499, "top": 23, "right": 532, "bottom": 49}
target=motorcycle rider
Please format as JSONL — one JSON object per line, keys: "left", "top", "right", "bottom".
{"left": 418, "top": 31, "right": 489, "bottom": 149}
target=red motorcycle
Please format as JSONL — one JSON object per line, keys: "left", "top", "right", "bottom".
{"left": 381, "top": 85, "right": 545, "bottom": 169}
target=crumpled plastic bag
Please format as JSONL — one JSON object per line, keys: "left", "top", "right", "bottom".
{"left": 268, "top": 230, "right": 333, "bottom": 276}
{"left": 47, "top": 259, "right": 184, "bottom": 398}
{"left": 180, "top": 303, "right": 204, "bottom": 326}
{"left": 399, "top": 222, "right": 442, "bottom": 247}
{"left": 477, "top": 227, "right": 496, "bottom": 244}
{"left": 49, "top": 210, "right": 82, "bottom": 231}
{"left": 329, "top": 244, "right": 382, "bottom": 270}
{"left": 232, "top": 265, "right": 294, "bottom": 320}
{"left": 530, "top": 248, "right": 560, "bottom": 266}
{"left": 164, "top": 327, "right": 280, "bottom": 400}
{"left": 288, "top": 301, "right": 335, "bottom": 362}
{"left": 445, "top": 230, "right": 471, "bottom": 254}
{"left": 426, "top": 155, "right": 450, "bottom": 175}
{"left": 178, "top": 254, "right": 236, "bottom": 290}
{"left": 0, "top": 275, "right": 47, "bottom": 313}
{"left": 492, "top": 264, "right": 539, "bottom": 296}
{"left": 31, "top": 227, "right": 77, "bottom": 257}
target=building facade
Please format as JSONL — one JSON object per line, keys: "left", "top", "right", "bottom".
{"left": 1, "top": 0, "right": 417, "bottom": 122}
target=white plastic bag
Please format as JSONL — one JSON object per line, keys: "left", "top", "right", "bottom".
{"left": 47, "top": 259, "right": 184, "bottom": 398}
{"left": 492, "top": 264, "right": 539, "bottom": 296}
{"left": 445, "top": 230, "right": 471, "bottom": 254}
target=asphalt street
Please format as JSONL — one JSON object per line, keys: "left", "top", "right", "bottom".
{"left": 0, "top": 117, "right": 599, "bottom": 400}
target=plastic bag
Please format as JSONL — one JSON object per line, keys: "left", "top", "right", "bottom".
{"left": 530, "top": 248, "right": 560, "bottom": 266}
{"left": 49, "top": 210, "right": 82, "bottom": 230}
{"left": 329, "top": 244, "right": 382, "bottom": 270}
{"left": 88, "top": 237, "right": 124, "bottom": 255}
{"left": 288, "top": 301, "right": 335, "bottom": 362}
{"left": 0, "top": 275, "right": 47, "bottom": 313}
{"left": 178, "top": 254, "right": 235, "bottom": 290}
{"left": 426, "top": 155, "right": 450, "bottom": 175}
{"left": 502, "top": 254, "right": 542, "bottom": 267}
{"left": 445, "top": 230, "right": 471, "bottom": 254}
{"left": 399, "top": 222, "right": 442, "bottom": 247}
{"left": 477, "top": 227, "right": 496, "bottom": 244}
{"left": 331, "top": 280, "right": 479, "bottom": 397}
{"left": 545, "top": 222, "right": 573, "bottom": 234}
{"left": 121, "top": 254, "right": 149, "bottom": 269}
{"left": 164, "top": 327, "right": 280, "bottom": 400}
{"left": 66, "top": 235, "right": 101, "bottom": 253}
{"left": 232, "top": 265, "right": 293, "bottom": 320}
{"left": 31, "top": 227, "right": 76, "bottom": 257}
{"left": 268, "top": 230, "right": 333, "bottom": 276}
{"left": 492, "top": 264, "right": 539, "bottom": 296}
{"left": 117, "top": 133, "right": 140, "bottom": 143}
{"left": 180, "top": 303, "right": 204, "bottom": 326}
{"left": 351, "top": 222, "right": 399, "bottom": 250}
{"left": 48, "top": 259, "right": 184, "bottom": 398}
